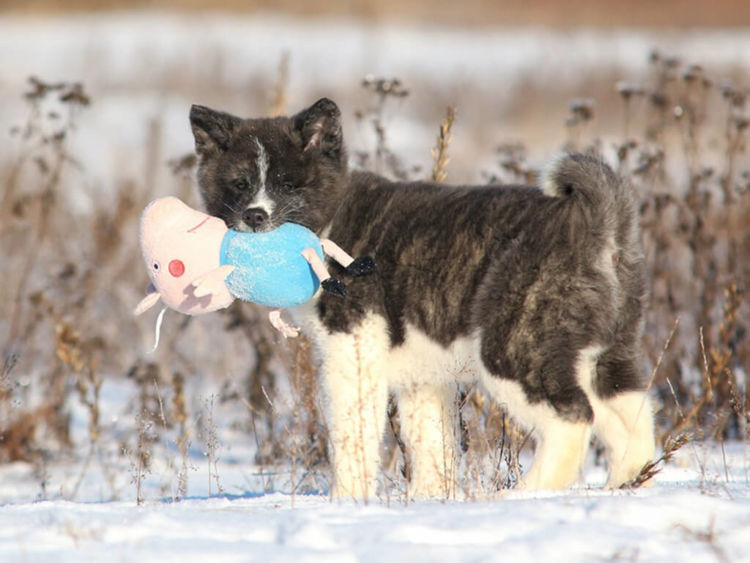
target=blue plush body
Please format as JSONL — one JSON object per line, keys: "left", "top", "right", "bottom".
{"left": 219, "top": 223, "right": 324, "bottom": 308}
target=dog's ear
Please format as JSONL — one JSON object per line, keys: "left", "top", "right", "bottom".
{"left": 189, "top": 105, "right": 239, "bottom": 158}
{"left": 292, "top": 98, "right": 343, "bottom": 157}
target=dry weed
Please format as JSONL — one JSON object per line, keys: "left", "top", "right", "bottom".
{"left": 0, "top": 48, "right": 748, "bottom": 502}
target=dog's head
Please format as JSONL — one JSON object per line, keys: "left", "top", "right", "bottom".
{"left": 189, "top": 98, "right": 348, "bottom": 233}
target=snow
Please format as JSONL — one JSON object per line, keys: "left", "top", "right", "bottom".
{"left": 0, "top": 376, "right": 748, "bottom": 561}
{"left": 1, "top": 459, "right": 749, "bottom": 562}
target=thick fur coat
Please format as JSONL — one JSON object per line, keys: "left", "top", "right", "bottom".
{"left": 189, "top": 98, "right": 655, "bottom": 498}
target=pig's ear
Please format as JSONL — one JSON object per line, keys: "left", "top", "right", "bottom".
{"left": 134, "top": 285, "right": 161, "bottom": 315}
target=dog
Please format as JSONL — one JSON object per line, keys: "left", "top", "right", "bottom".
{"left": 189, "top": 98, "right": 656, "bottom": 499}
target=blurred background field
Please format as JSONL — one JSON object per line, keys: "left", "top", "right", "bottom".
{"left": 0, "top": 1, "right": 748, "bottom": 503}
{"left": 5, "top": 0, "right": 750, "bottom": 27}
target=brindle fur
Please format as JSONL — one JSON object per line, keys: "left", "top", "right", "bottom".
{"left": 189, "top": 98, "right": 654, "bottom": 496}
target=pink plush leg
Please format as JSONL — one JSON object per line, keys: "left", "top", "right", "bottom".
{"left": 320, "top": 239, "right": 354, "bottom": 268}
{"left": 301, "top": 247, "right": 333, "bottom": 282}
{"left": 268, "top": 309, "right": 299, "bottom": 338}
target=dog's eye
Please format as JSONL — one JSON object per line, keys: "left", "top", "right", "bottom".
{"left": 233, "top": 179, "right": 249, "bottom": 191}
{"left": 282, "top": 182, "right": 294, "bottom": 190}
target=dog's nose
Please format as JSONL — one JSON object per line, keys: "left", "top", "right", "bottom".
{"left": 242, "top": 207, "right": 269, "bottom": 230}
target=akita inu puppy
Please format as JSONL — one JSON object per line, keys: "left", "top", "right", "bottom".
{"left": 189, "top": 98, "right": 655, "bottom": 498}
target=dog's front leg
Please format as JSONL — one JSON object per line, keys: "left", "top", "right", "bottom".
{"left": 319, "top": 315, "right": 389, "bottom": 500}
{"left": 396, "top": 383, "right": 458, "bottom": 500}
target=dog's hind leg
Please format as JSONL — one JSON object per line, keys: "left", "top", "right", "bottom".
{"left": 520, "top": 417, "right": 592, "bottom": 490}
{"left": 595, "top": 390, "right": 655, "bottom": 487}
{"left": 591, "top": 352, "right": 655, "bottom": 488}
{"left": 395, "top": 382, "right": 458, "bottom": 499}
{"left": 319, "top": 314, "right": 389, "bottom": 499}
{"left": 520, "top": 349, "right": 599, "bottom": 490}
{"left": 481, "top": 376, "right": 593, "bottom": 491}
{"left": 480, "top": 344, "right": 596, "bottom": 491}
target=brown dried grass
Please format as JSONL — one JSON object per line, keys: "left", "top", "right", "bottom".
{"left": 0, "top": 48, "right": 748, "bottom": 501}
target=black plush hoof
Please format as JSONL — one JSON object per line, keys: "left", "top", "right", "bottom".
{"left": 321, "top": 277, "right": 348, "bottom": 298}
{"left": 346, "top": 256, "right": 377, "bottom": 277}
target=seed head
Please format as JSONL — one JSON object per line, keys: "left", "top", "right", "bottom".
{"left": 569, "top": 98, "right": 595, "bottom": 121}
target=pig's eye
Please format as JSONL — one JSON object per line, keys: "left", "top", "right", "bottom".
{"left": 152, "top": 261, "right": 160, "bottom": 272}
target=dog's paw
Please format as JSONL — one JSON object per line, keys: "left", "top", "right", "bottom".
{"left": 321, "top": 277, "right": 348, "bottom": 298}
{"left": 346, "top": 256, "right": 377, "bottom": 277}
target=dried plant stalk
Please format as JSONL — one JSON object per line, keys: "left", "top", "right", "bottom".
{"left": 623, "top": 432, "right": 691, "bottom": 488}
{"left": 172, "top": 371, "right": 190, "bottom": 499}
{"left": 431, "top": 105, "right": 456, "bottom": 183}
{"left": 268, "top": 51, "right": 290, "bottom": 118}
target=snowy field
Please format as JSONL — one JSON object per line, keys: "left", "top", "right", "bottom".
{"left": 1, "top": 435, "right": 749, "bottom": 562}
{"left": 3, "top": 483, "right": 750, "bottom": 563}
{"left": 1, "top": 12, "right": 750, "bottom": 562}
{"left": 0, "top": 376, "right": 747, "bottom": 562}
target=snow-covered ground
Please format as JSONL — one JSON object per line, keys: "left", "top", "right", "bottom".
{"left": 0, "top": 375, "right": 747, "bottom": 562}
{"left": 1, "top": 442, "right": 749, "bottom": 562}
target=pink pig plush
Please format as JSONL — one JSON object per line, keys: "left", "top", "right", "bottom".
{"left": 134, "top": 197, "right": 375, "bottom": 343}
{"left": 135, "top": 196, "right": 235, "bottom": 317}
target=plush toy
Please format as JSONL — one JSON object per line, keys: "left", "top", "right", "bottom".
{"left": 134, "top": 196, "right": 375, "bottom": 342}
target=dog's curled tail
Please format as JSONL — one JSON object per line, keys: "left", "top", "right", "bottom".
{"left": 541, "top": 152, "right": 620, "bottom": 208}
{"left": 541, "top": 154, "right": 641, "bottom": 264}
{"left": 542, "top": 153, "right": 637, "bottom": 242}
